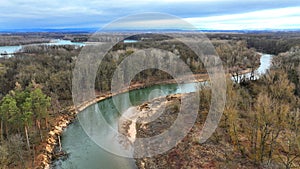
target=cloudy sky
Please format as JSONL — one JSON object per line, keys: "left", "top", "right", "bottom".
{"left": 0, "top": 0, "right": 300, "bottom": 31}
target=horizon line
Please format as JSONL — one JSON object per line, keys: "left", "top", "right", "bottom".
{"left": 1, "top": 28, "right": 300, "bottom": 33}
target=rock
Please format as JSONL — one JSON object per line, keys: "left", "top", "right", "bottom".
{"left": 139, "top": 103, "right": 150, "bottom": 110}
{"left": 47, "top": 137, "right": 56, "bottom": 144}
{"left": 45, "top": 144, "right": 53, "bottom": 153}
{"left": 44, "top": 163, "right": 50, "bottom": 169}
{"left": 54, "top": 126, "right": 62, "bottom": 131}
{"left": 49, "top": 131, "right": 56, "bottom": 136}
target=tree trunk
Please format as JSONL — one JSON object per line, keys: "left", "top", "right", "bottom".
{"left": 5, "top": 123, "right": 8, "bottom": 138}
{"left": 58, "top": 135, "right": 62, "bottom": 152}
{"left": 32, "top": 144, "right": 35, "bottom": 168}
{"left": 45, "top": 118, "right": 49, "bottom": 129}
{"left": 0, "top": 120, "right": 3, "bottom": 140}
{"left": 37, "top": 120, "right": 43, "bottom": 140}
{"left": 25, "top": 125, "right": 30, "bottom": 150}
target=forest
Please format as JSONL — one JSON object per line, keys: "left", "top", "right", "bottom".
{"left": 0, "top": 33, "right": 89, "bottom": 46}
{"left": 135, "top": 39, "right": 300, "bottom": 168}
{"left": 136, "top": 66, "right": 300, "bottom": 168}
{"left": 0, "top": 32, "right": 299, "bottom": 168}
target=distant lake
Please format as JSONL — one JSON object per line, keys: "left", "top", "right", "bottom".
{"left": 0, "top": 39, "right": 85, "bottom": 57}
{"left": 0, "top": 46, "right": 22, "bottom": 57}
{"left": 123, "top": 39, "right": 138, "bottom": 43}
{"left": 48, "top": 39, "right": 85, "bottom": 46}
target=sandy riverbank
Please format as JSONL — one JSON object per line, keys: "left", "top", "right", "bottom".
{"left": 118, "top": 95, "right": 173, "bottom": 144}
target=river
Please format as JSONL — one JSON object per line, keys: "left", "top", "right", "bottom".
{"left": 52, "top": 54, "right": 272, "bottom": 169}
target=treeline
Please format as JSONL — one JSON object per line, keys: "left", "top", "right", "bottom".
{"left": 95, "top": 38, "right": 259, "bottom": 91}
{"left": 207, "top": 32, "right": 300, "bottom": 55}
{"left": 273, "top": 46, "right": 300, "bottom": 96}
{"left": 0, "top": 35, "right": 259, "bottom": 101}
{"left": 0, "top": 35, "right": 50, "bottom": 46}
{"left": 247, "top": 38, "right": 300, "bottom": 55}
{"left": 198, "top": 46, "right": 300, "bottom": 168}
{"left": 0, "top": 82, "right": 50, "bottom": 168}
{"left": 0, "top": 44, "right": 77, "bottom": 168}
{"left": 0, "top": 45, "right": 80, "bottom": 106}
{"left": 0, "top": 32, "right": 88, "bottom": 46}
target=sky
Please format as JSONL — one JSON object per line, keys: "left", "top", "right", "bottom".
{"left": 0, "top": 0, "right": 300, "bottom": 31}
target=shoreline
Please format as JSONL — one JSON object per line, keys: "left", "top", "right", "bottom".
{"left": 36, "top": 68, "right": 254, "bottom": 168}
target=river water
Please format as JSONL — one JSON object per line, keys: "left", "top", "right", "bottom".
{"left": 53, "top": 54, "right": 272, "bottom": 169}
